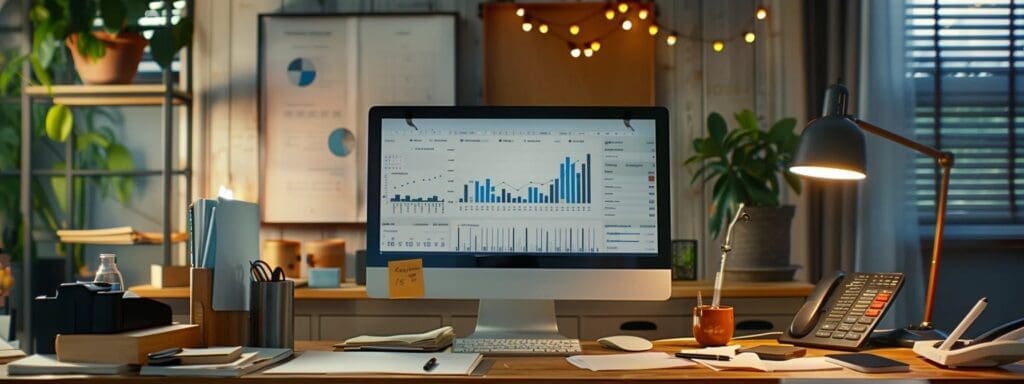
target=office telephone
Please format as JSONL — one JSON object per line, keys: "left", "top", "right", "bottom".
{"left": 779, "top": 271, "right": 904, "bottom": 351}
{"left": 913, "top": 311, "right": 1024, "bottom": 367}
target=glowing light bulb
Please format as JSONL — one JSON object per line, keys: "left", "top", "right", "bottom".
{"left": 712, "top": 40, "right": 725, "bottom": 52}
{"left": 648, "top": 24, "right": 659, "bottom": 36}
{"left": 590, "top": 41, "right": 602, "bottom": 52}
{"left": 755, "top": 7, "right": 767, "bottom": 20}
{"left": 569, "top": 24, "right": 580, "bottom": 35}
{"left": 570, "top": 47, "right": 582, "bottom": 58}
{"left": 638, "top": 8, "right": 649, "bottom": 20}
{"left": 617, "top": 2, "right": 629, "bottom": 13}
{"left": 538, "top": 23, "right": 549, "bottom": 34}
{"left": 605, "top": 8, "right": 616, "bottom": 20}
{"left": 744, "top": 31, "right": 756, "bottom": 43}
{"left": 521, "top": 21, "right": 533, "bottom": 32}
{"left": 621, "top": 19, "right": 633, "bottom": 30}
{"left": 516, "top": 7, "right": 525, "bottom": 17}
{"left": 583, "top": 48, "right": 594, "bottom": 57}
{"left": 666, "top": 33, "right": 678, "bottom": 46}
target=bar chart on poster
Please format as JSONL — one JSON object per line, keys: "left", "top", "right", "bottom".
{"left": 379, "top": 118, "right": 658, "bottom": 256}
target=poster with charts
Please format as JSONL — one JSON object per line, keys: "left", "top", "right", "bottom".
{"left": 260, "top": 14, "right": 456, "bottom": 223}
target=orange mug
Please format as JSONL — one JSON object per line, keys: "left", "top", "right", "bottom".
{"left": 693, "top": 305, "right": 734, "bottom": 346}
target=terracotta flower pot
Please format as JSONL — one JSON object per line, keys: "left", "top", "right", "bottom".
{"left": 65, "top": 31, "right": 148, "bottom": 85}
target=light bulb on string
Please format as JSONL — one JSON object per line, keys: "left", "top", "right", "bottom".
{"left": 638, "top": 8, "right": 649, "bottom": 20}
{"left": 539, "top": 23, "right": 549, "bottom": 34}
{"left": 621, "top": 19, "right": 633, "bottom": 30}
{"left": 666, "top": 32, "right": 678, "bottom": 46}
{"left": 744, "top": 32, "right": 756, "bottom": 43}
{"left": 712, "top": 40, "right": 725, "bottom": 52}
{"left": 617, "top": 2, "right": 628, "bottom": 13}
{"left": 605, "top": 7, "right": 615, "bottom": 20}
{"left": 583, "top": 48, "right": 594, "bottom": 57}
{"left": 570, "top": 44, "right": 582, "bottom": 58}
{"left": 755, "top": 7, "right": 767, "bottom": 20}
{"left": 648, "top": 24, "right": 659, "bottom": 36}
{"left": 521, "top": 19, "right": 533, "bottom": 32}
{"left": 570, "top": 24, "right": 580, "bottom": 35}
{"left": 590, "top": 41, "right": 602, "bottom": 52}
{"left": 515, "top": 7, "right": 525, "bottom": 17}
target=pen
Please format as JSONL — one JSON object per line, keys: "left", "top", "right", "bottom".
{"left": 675, "top": 352, "right": 731, "bottom": 361}
{"left": 939, "top": 297, "right": 987, "bottom": 350}
{"left": 423, "top": 357, "right": 438, "bottom": 371}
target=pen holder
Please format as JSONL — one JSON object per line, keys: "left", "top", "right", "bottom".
{"left": 190, "top": 268, "right": 249, "bottom": 346}
{"left": 249, "top": 280, "right": 294, "bottom": 348}
{"left": 693, "top": 305, "right": 734, "bottom": 347}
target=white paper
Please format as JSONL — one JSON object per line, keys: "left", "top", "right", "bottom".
{"left": 567, "top": 352, "right": 696, "bottom": 371}
{"left": 9, "top": 355, "right": 130, "bottom": 375}
{"left": 263, "top": 351, "right": 482, "bottom": 375}
{"left": 693, "top": 352, "right": 840, "bottom": 372}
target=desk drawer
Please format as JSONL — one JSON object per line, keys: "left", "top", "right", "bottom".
{"left": 319, "top": 316, "right": 442, "bottom": 340}
{"left": 580, "top": 316, "right": 687, "bottom": 340}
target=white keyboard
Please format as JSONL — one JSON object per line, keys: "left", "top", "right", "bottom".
{"left": 453, "top": 338, "right": 582, "bottom": 355}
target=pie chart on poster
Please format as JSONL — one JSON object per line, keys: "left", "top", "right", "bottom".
{"left": 328, "top": 128, "right": 355, "bottom": 157}
{"left": 287, "top": 57, "right": 316, "bottom": 87}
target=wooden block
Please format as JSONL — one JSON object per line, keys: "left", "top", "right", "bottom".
{"left": 150, "top": 265, "right": 191, "bottom": 288}
{"left": 55, "top": 324, "right": 199, "bottom": 365}
{"left": 190, "top": 268, "right": 248, "bottom": 347}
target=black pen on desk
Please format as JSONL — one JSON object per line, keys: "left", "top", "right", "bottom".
{"left": 423, "top": 357, "right": 438, "bottom": 371}
{"left": 675, "top": 352, "right": 731, "bottom": 361}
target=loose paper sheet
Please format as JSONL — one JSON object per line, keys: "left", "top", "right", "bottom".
{"left": 679, "top": 345, "right": 840, "bottom": 372}
{"left": 567, "top": 352, "right": 696, "bottom": 371}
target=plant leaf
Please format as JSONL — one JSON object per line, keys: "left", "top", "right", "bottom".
{"left": 76, "top": 131, "right": 111, "bottom": 150}
{"left": 99, "top": 0, "right": 127, "bottom": 33}
{"left": 173, "top": 16, "right": 193, "bottom": 51}
{"left": 50, "top": 162, "right": 67, "bottom": 213}
{"left": 106, "top": 143, "right": 134, "bottom": 171}
{"left": 734, "top": 109, "right": 759, "bottom": 131}
{"left": 28, "top": 54, "right": 52, "bottom": 90}
{"left": 707, "top": 112, "right": 727, "bottom": 146}
{"left": 150, "top": 27, "right": 174, "bottom": 69}
{"left": 45, "top": 104, "right": 73, "bottom": 142}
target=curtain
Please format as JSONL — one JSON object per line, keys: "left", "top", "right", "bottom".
{"left": 854, "top": 0, "right": 923, "bottom": 329}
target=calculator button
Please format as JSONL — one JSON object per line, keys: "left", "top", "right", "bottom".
{"left": 870, "top": 301, "right": 884, "bottom": 309}
{"left": 820, "top": 323, "right": 838, "bottom": 331}
{"left": 865, "top": 309, "right": 881, "bottom": 317}
{"left": 837, "top": 323, "right": 852, "bottom": 332}
{"left": 832, "top": 331, "right": 848, "bottom": 339}
{"left": 858, "top": 317, "right": 875, "bottom": 324}
{"left": 815, "top": 331, "right": 833, "bottom": 338}
{"left": 843, "top": 316, "right": 858, "bottom": 324}
{"left": 852, "top": 324, "right": 868, "bottom": 333}
{"left": 846, "top": 332, "right": 862, "bottom": 340}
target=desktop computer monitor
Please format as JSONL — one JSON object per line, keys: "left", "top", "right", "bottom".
{"left": 367, "top": 107, "right": 671, "bottom": 347}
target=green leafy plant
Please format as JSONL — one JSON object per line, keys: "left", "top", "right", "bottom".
{"left": 684, "top": 110, "right": 802, "bottom": 238}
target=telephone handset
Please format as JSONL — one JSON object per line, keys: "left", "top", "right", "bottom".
{"left": 779, "top": 271, "right": 904, "bottom": 351}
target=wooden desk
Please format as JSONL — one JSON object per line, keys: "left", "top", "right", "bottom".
{"left": 2, "top": 339, "right": 1022, "bottom": 382}
{"left": 127, "top": 281, "right": 815, "bottom": 300}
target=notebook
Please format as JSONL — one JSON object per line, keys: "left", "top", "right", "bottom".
{"left": 263, "top": 351, "right": 483, "bottom": 375}
{"left": 334, "top": 326, "right": 455, "bottom": 352}
{"left": 175, "top": 346, "right": 243, "bottom": 365}
{"left": 8, "top": 354, "right": 133, "bottom": 375}
{"left": 140, "top": 348, "right": 292, "bottom": 378}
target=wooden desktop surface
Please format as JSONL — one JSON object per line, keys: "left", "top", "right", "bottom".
{"left": 128, "top": 280, "right": 815, "bottom": 300}
{"left": 3, "top": 339, "right": 1021, "bottom": 382}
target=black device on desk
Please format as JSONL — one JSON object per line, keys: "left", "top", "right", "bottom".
{"left": 33, "top": 282, "right": 171, "bottom": 354}
{"left": 778, "top": 271, "right": 903, "bottom": 351}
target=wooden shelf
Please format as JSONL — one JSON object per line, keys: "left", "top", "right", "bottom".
{"left": 129, "top": 280, "right": 813, "bottom": 300}
{"left": 25, "top": 84, "right": 191, "bottom": 106}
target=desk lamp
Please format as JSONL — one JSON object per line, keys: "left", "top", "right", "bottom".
{"left": 789, "top": 83, "right": 952, "bottom": 345}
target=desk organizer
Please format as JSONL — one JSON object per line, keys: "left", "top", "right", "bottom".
{"left": 190, "top": 268, "right": 248, "bottom": 346}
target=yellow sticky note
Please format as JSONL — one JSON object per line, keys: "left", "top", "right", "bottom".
{"left": 388, "top": 258, "right": 424, "bottom": 299}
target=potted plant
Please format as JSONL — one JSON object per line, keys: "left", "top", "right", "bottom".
{"left": 29, "top": 0, "right": 193, "bottom": 85}
{"left": 684, "top": 110, "right": 802, "bottom": 281}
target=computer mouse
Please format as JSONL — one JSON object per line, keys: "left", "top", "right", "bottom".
{"left": 597, "top": 335, "right": 654, "bottom": 352}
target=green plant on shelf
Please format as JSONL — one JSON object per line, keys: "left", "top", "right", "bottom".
{"left": 0, "top": 47, "right": 135, "bottom": 275}
{"left": 684, "top": 110, "right": 802, "bottom": 239}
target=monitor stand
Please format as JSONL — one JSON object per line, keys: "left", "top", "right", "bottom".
{"left": 464, "top": 299, "right": 567, "bottom": 340}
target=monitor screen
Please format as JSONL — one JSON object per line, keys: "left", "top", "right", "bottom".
{"left": 368, "top": 108, "right": 668, "bottom": 269}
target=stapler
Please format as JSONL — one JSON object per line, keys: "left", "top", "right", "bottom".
{"left": 914, "top": 316, "right": 1024, "bottom": 368}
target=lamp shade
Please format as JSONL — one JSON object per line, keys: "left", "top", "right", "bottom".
{"left": 789, "top": 84, "right": 868, "bottom": 180}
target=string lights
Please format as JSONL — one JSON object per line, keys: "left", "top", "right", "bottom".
{"left": 514, "top": 1, "right": 768, "bottom": 59}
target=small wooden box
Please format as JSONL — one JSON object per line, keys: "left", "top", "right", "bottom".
{"left": 150, "top": 265, "right": 190, "bottom": 288}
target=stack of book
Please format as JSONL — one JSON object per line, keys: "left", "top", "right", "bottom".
{"left": 334, "top": 326, "right": 455, "bottom": 352}
{"left": 56, "top": 226, "right": 187, "bottom": 245}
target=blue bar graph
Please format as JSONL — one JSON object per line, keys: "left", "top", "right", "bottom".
{"left": 461, "top": 154, "right": 592, "bottom": 204}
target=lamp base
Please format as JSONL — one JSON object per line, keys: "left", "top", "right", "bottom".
{"left": 870, "top": 323, "right": 948, "bottom": 348}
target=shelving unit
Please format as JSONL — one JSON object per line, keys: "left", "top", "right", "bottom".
{"left": 15, "top": 2, "right": 192, "bottom": 351}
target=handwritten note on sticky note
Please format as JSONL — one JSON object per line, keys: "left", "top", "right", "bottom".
{"left": 388, "top": 259, "right": 424, "bottom": 299}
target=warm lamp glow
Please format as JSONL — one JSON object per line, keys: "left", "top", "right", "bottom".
{"left": 789, "top": 166, "right": 866, "bottom": 181}
{"left": 570, "top": 47, "right": 582, "bottom": 58}
{"left": 218, "top": 185, "right": 235, "bottom": 199}
{"left": 744, "top": 32, "right": 756, "bottom": 43}
{"left": 617, "top": 2, "right": 629, "bottom": 13}
{"left": 756, "top": 7, "right": 768, "bottom": 20}
{"left": 521, "top": 21, "right": 533, "bottom": 32}
{"left": 638, "top": 8, "right": 649, "bottom": 20}
{"left": 583, "top": 48, "right": 594, "bottom": 57}
{"left": 605, "top": 8, "right": 616, "bottom": 20}
{"left": 666, "top": 33, "right": 678, "bottom": 46}
{"left": 538, "top": 23, "right": 549, "bottom": 34}
{"left": 569, "top": 24, "right": 581, "bottom": 35}
{"left": 590, "top": 41, "right": 601, "bottom": 52}
{"left": 648, "top": 24, "right": 659, "bottom": 36}
{"left": 621, "top": 19, "right": 633, "bottom": 30}
{"left": 712, "top": 40, "right": 725, "bottom": 52}
{"left": 516, "top": 7, "right": 525, "bottom": 17}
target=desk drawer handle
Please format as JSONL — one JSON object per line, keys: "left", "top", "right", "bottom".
{"left": 619, "top": 321, "right": 657, "bottom": 331}
{"left": 736, "top": 320, "right": 774, "bottom": 331}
